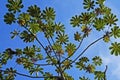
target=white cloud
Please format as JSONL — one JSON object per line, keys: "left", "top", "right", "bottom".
{"left": 101, "top": 55, "right": 120, "bottom": 80}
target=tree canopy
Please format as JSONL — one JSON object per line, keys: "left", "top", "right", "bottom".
{"left": 0, "top": 0, "right": 120, "bottom": 80}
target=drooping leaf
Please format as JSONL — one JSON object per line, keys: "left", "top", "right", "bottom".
{"left": 109, "top": 42, "right": 120, "bottom": 56}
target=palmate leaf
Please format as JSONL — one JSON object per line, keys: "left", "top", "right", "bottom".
{"left": 80, "top": 12, "right": 93, "bottom": 24}
{"left": 54, "top": 22, "right": 65, "bottom": 34}
{"left": 65, "top": 43, "right": 76, "bottom": 56}
{"left": 74, "top": 32, "right": 82, "bottom": 41}
{"left": 83, "top": 0, "right": 95, "bottom": 11}
{"left": 92, "top": 56, "right": 102, "bottom": 66}
{"left": 104, "top": 13, "right": 118, "bottom": 26}
{"left": 70, "top": 15, "right": 81, "bottom": 27}
{"left": 18, "top": 13, "right": 30, "bottom": 26}
{"left": 86, "top": 64, "right": 95, "bottom": 73}
{"left": 20, "top": 31, "right": 35, "bottom": 43}
{"left": 43, "top": 7, "right": 55, "bottom": 21}
{"left": 111, "top": 26, "right": 120, "bottom": 38}
{"left": 29, "top": 22, "right": 40, "bottom": 33}
{"left": 27, "top": 5, "right": 41, "bottom": 17}
{"left": 56, "top": 32, "right": 69, "bottom": 44}
{"left": 109, "top": 42, "right": 120, "bottom": 56}
{"left": 93, "top": 18, "right": 105, "bottom": 31}
{"left": 103, "top": 35, "right": 110, "bottom": 43}
{"left": 6, "top": 0, "right": 23, "bottom": 13}
{"left": 94, "top": 71, "right": 104, "bottom": 80}
{"left": 4, "top": 13, "right": 16, "bottom": 25}
{"left": 79, "top": 76, "right": 90, "bottom": 80}
{"left": 52, "top": 43, "right": 64, "bottom": 55}
{"left": 96, "top": 0, "right": 105, "bottom": 6}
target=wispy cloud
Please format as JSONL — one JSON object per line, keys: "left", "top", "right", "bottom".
{"left": 101, "top": 54, "right": 120, "bottom": 80}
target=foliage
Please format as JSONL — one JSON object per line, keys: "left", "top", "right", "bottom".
{"left": 1, "top": 0, "right": 120, "bottom": 80}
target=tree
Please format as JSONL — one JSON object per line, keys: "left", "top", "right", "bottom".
{"left": 0, "top": 0, "right": 120, "bottom": 80}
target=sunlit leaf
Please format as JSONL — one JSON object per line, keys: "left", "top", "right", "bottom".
{"left": 74, "top": 32, "right": 82, "bottom": 41}
{"left": 56, "top": 32, "right": 69, "bottom": 44}
{"left": 83, "top": 0, "right": 95, "bottom": 11}
{"left": 111, "top": 26, "right": 120, "bottom": 38}
{"left": 43, "top": 7, "right": 55, "bottom": 21}
{"left": 109, "top": 42, "right": 120, "bottom": 56}
{"left": 104, "top": 13, "right": 118, "bottom": 26}
{"left": 93, "top": 18, "right": 105, "bottom": 31}
{"left": 70, "top": 15, "right": 81, "bottom": 27}
{"left": 65, "top": 43, "right": 76, "bottom": 56}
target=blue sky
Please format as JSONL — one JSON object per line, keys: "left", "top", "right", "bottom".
{"left": 0, "top": 0, "right": 120, "bottom": 80}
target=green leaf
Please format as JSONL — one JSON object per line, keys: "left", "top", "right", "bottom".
{"left": 92, "top": 56, "right": 102, "bottom": 66}
{"left": 109, "top": 42, "right": 120, "bottom": 56}
{"left": 27, "top": 5, "right": 41, "bottom": 17}
{"left": 86, "top": 64, "right": 95, "bottom": 73}
{"left": 6, "top": 0, "right": 23, "bottom": 13}
{"left": 52, "top": 43, "right": 64, "bottom": 55}
{"left": 70, "top": 15, "right": 81, "bottom": 27}
{"left": 29, "top": 22, "right": 40, "bottom": 33}
{"left": 74, "top": 32, "right": 82, "bottom": 41}
{"left": 10, "top": 30, "right": 20, "bottom": 39}
{"left": 20, "top": 31, "right": 35, "bottom": 43}
{"left": 103, "top": 35, "right": 110, "bottom": 43}
{"left": 80, "top": 12, "right": 93, "bottom": 24}
{"left": 83, "top": 0, "right": 95, "bottom": 11}
{"left": 104, "top": 13, "right": 118, "bottom": 26}
{"left": 79, "top": 76, "right": 90, "bottom": 80}
{"left": 17, "top": 13, "right": 30, "bottom": 26}
{"left": 54, "top": 22, "right": 65, "bottom": 34}
{"left": 43, "top": 7, "right": 55, "bottom": 21}
{"left": 94, "top": 71, "right": 104, "bottom": 80}
{"left": 111, "top": 26, "right": 120, "bottom": 38}
{"left": 93, "top": 18, "right": 105, "bottom": 31}
{"left": 65, "top": 43, "right": 76, "bottom": 56}
{"left": 96, "top": 0, "right": 105, "bottom": 6}
{"left": 56, "top": 32, "right": 69, "bottom": 44}
{"left": 4, "top": 13, "right": 16, "bottom": 25}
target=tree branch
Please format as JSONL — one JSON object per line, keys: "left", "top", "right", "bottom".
{"left": 63, "top": 36, "right": 103, "bottom": 71}
{"left": 61, "top": 37, "right": 84, "bottom": 64}
{"left": 0, "top": 69, "right": 60, "bottom": 79}
{"left": 104, "top": 65, "right": 108, "bottom": 80}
